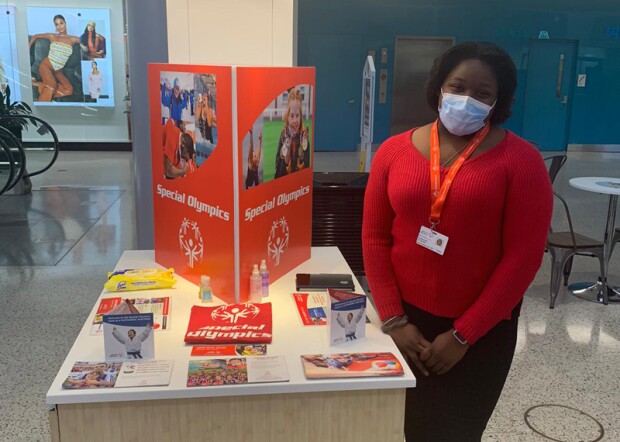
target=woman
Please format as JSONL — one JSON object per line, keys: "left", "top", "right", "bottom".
{"left": 362, "top": 42, "right": 553, "bottom": 441}
{"left": 79, "top": 21, "right": 106, "bottom": 59}
{"left": 88, "top": 61, "right": 103, "bottom": 99}
{"left": 29, "top": 14, "right": 81, "bottom": 102}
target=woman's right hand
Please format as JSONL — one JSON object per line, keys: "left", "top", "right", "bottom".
{"left": 388, "top": 323, "right": 431, "bottom": 376}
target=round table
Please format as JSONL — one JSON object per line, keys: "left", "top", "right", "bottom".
{"left": 568, "top": 177, "right": 620, "bottom": 304}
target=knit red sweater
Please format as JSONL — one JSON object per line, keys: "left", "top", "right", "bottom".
{"left": 362, "top": 129, "right": 553, "bottom": 344}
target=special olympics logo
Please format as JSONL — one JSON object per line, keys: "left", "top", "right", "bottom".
{"left": 267, "top": 216, "right": 289, "bottom": 266}
{"left": 179, "top": 218, "right": 204, "bottom": 268}
{"left": 211, "top": 303, "right": 260, "bottom": 324}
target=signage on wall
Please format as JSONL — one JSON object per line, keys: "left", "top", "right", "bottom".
{"left": 538, "top": 30, "right": 550, "bottom": 39}
{"left": 26, "top": 7, "right": 115, "bottom": 107}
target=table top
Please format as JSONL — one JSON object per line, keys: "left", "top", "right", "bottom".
{"left": 569, "top": 177, "right": 620, "bottom": 195}
{"left": 46, "top": 247, "right": 415, "bottom": 405}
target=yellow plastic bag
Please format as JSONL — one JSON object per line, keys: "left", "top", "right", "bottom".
{"left": 104, "top": 268, "right": 176, "bottom": 292}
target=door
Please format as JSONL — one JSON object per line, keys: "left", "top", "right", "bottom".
{"left": 304, "top": 34, "right": 363, "bottom": 151}
{"left": 522, "top": 40, "right": 577, "bottom": 151}
{"left": 391, "top": 37, "right": 454, "bottom": 135}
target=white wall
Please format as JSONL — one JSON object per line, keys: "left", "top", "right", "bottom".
{"left": 12, "top": 0, "right": 129, "bottom": 142}
{"left": 166, "top": 0, "right": 296, "bottom": 66}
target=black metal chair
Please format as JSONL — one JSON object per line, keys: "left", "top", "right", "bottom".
{"left": 543, "top": 154, "right": 567, "bottom": 185}
{"left": 546, "top": 192, "right": 605, "bottom": 308}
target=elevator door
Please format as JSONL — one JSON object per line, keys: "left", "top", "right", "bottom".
{"left": 391, "top": 37, "right": 454, "bottom": 135}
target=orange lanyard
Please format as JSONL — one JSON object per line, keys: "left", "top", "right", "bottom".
{"left": 429, "top": 119, "right": 490, "bottom": 228}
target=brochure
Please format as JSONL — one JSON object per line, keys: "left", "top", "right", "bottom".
{"left": 301, "top": 352, "right": 404, "bottom": 379}
{"left": 90, "top": 296, "right": 170, "bottom": 335}
{"left": 292, "top": 292, "right": 327, "bottom": 325}
{"left": 187, "top": 356, "right": 289, "bottom": 387}
{"left": 62, "top": 360, "right": 173, "bottom": 389}
{"left": 103, "top": 313, "right": 155, "bottom": 360}
{"left": 328, "top": 289, "right": 367, "bottom": 345}
{"left": 190, "top": 344, "right": 268, "bottom": 357}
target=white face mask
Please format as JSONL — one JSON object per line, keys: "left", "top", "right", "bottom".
{"left": 439, "top": 90, "right": 495, "bottom": 136}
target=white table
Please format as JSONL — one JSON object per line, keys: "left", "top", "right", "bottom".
{"left": 47, "top": 247, "right": 415, "bottom": 442}
{"left": 568, "top": 177, "right": 620, "bottom": 304}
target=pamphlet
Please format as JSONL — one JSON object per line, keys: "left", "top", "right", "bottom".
{"left": 292, "top": 292, "right": 327, "bottom": 325}
{"left": 114, "top": 359, "right": 174, "bottom": 388}
{"left": 190, "top": 344, "right": 268, "bottom": 357}
{"left": 328, "top": 289, "right": 367, "bottom": 345}
{"left": 62, "top": 360, "right": 173, "bottom": 389}
{"left": 301, "top": 352, "right": 404, "bottom": 379}
{"left": 187, "top": 356, "right": 289, "bottom": 387}
{"left": 103, "top": 313, "right": 155, "bottom": 360}
{"left": 90, "top": 296, "right": 170, "bottom": 335}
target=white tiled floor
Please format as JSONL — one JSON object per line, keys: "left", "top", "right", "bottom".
{"left": 0, "top": 149, "right": 619, "bottom": 441}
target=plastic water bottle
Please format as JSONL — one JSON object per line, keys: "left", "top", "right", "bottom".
{"left": 199, "top": 275, "right": 212, "bottom": 303}
{"left": 259, "top": 259, "right": 269, "bottom": 298}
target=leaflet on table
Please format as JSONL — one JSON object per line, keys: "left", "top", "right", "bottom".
{"left": 190, "top": 344, "right": 268, "bottom": 357}
{"left": 90, "top": 296, "right": 170, "bottom": 335}
{"left": 300, "top": 352, "right": 404, "bottom": 379}
{"left": 292, "top": 292, "right": 327, "bottom": 325}
{"left": 328, "top": 289, "right": 367, "bottom": 345}
{"left": 62, "top": 360, "right": 174, "bottom": 389}
{"left": 187, "top": 356, "right": 288, "bottom": 387}
{"left": 103, "top": 313, "right": 155, "bottom": 360}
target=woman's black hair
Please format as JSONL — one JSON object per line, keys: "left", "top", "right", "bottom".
{"left": 53, "top": 14, "right": 66, "bottom": 22}
{"left": 80, "top": 24, "right": 97, "bottom": 47}
{"left": 426, "top": 41, "right": 517, "bottom": 124}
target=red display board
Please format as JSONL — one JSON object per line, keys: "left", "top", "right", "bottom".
{"left": 148, "top": 64, "right": 315, "bottom": 303}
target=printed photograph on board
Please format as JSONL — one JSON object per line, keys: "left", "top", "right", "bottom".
{"left": 26, "top": 7, "right": 114, "bottom": 106}
{"left": 159, "top": 71, "right": 218, "bottom": 179}
{"left": 0, "top": 7, "right": 21, "bottom": 102}
{"left": 62, "top": 361, "right": 122, "bottom": 389}
{"left": 242, "top": 85, "right": 313, "bottom": 189}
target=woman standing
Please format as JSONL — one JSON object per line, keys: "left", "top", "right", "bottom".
{"left": 29, "top": 14, "right": 81, "bottom": 102}
{"left": 88, "top": 61, "right": 103, "bottom": 99}
{"left": 362, "top": 42, "right": 553, "bottom": 441}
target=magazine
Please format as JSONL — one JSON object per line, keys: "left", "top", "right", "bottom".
{"left": 300, "top": 352, "right": 404, "bottom": 379}
{"left": 190, "top": 344, "right": 268, "bottom": 357}
{"left": 187, "top": 356, "right": 288, "bottom": 387}
{"left": 103, "top": 313, "right": 155, "bottom": 360}
{"left": 90, "top": 296, "right": 170, "bottom": 335}
{"left": 62, "top": 360, "right": 174, "bottom": 389}
{"left": 292, "top": 292, "right": 328, "bottom": 325}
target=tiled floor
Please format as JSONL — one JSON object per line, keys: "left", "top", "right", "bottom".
{"left": 0, "top": 149, "right": 619, "bottom": 441}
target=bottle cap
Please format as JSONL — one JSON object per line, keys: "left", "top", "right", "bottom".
{"left": 260, "top": 259, "right": 267, "bottom": 270}
{"left": 201, "top": 275, "right": 210, "bottom": 285}
{"left": 252, "top": 264, "right": 259, "bottom": 274}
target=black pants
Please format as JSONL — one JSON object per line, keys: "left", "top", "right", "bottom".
{"left": 402, "top": 301, "right": 520, "bottom": 442}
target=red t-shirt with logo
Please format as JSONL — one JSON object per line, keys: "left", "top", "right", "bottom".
{"left": 185, "top": 302, "right": 273, "bottom": 344}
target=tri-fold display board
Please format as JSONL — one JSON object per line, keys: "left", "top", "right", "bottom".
{"left": 148, "top": 64, "right": 315, "bottom": 304}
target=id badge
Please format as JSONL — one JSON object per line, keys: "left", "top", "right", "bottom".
{"left": 416, "top": 226, "right": 448, "bottom": 255}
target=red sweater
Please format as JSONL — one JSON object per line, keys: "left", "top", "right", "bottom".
{"left": 362, "top": 129, "right": 553, "bottom": 344}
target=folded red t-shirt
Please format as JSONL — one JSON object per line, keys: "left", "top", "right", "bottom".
{"left": 185, "top": 302, "right": 272, "bottom": 344}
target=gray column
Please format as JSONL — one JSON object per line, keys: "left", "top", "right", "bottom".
{"left": 127, "top": 0, "right": 169, "bottom": 249}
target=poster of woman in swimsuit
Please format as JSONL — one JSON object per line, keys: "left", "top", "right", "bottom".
{"left": 26, "top": 7, "right": 114, "bottom": 107}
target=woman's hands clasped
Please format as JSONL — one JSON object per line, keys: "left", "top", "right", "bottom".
{"left": 388, "top": 324, "right": 431, "bottom": 376}
{"left": 389, "top": 325, "right": 469, "bottom": 376}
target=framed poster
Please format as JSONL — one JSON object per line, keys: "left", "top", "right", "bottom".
{"left": 27, "top": 7, "right": 114, "bottom": 107}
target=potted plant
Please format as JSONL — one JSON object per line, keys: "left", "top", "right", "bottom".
{"left": 0, "top": 84, "right": 36, "bottom": 141}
